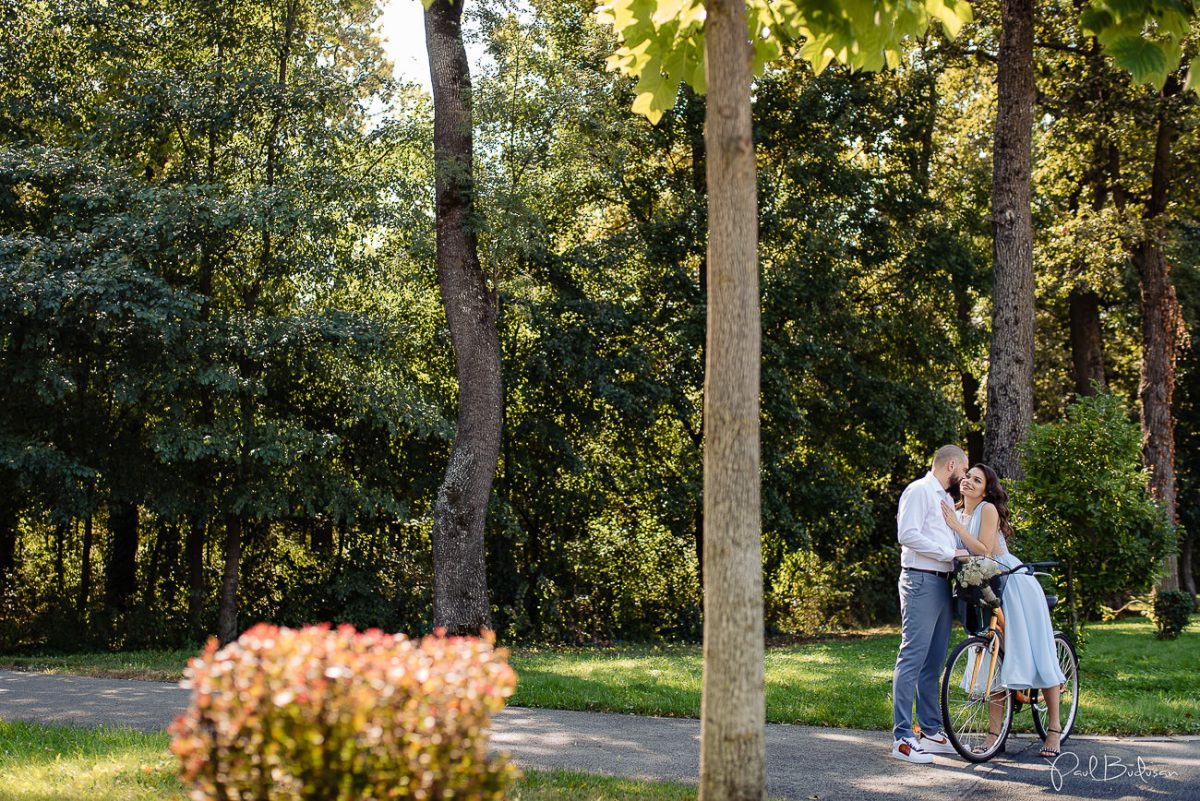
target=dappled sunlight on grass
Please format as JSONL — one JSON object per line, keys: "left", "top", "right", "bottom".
{"left": 0, "top": 722, "right": 183, "bottom": 801}
{"left": 0, "top": 723, "right": 696, "bottom": 801}
{"left": 3, "top": 615, "right": 1196, "bottom": 735}
{"left": 513, "top": 616, "right": 1199, "bottom": 734}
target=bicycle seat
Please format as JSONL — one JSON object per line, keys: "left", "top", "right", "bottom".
{"left": 1045, "top": 595, "right": 1058, "bottom": 610}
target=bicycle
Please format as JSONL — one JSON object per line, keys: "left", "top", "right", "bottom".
{"left": 939, "top": 560, "right": 1080, "bottom": 762}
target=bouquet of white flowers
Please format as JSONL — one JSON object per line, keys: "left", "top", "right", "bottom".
{"left": 955, "top": 556, "right": 1002, "bottom": 608}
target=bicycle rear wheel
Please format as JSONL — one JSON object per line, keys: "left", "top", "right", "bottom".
{"left": 1032, "top": 631, "right": 1080, "bottom": 744}
{"left": 941, "top": 635, "right": 1013, "bottom": 762}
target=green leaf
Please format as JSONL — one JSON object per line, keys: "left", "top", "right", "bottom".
{"left": 1187, "top": 56, "right": 1200, "bottom": 93}
{"left": 1104, "top": 34, "right": 1170, "bottom": 88}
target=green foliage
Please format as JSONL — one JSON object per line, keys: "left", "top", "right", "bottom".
{"left": 1013, "top": 394, "right": 1176, "bottom": 622}
{"left": 1080, "top": 0, "right": 1199, "bottom": 91}
{"left": 170, "top": 624, "right": 517, "bottom": 801}
{"left": 768, "top": 549, "right": 861, "bottom": 635}
{"left": 1150, "top": 589, "right": 1195, "bottom": 639}
{"left": 597, "top": 0, "right": 973, "bottom": 122}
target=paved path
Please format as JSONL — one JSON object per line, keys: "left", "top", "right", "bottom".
{"left": 1, "top": 670, "right": 1197, "bottom": 800}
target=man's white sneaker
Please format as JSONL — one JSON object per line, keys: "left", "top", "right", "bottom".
{"left": 891, "top": 736, "right": 934, "bottom": 763}
{"left": 918, "top": 731, "right": 957, "bottom": 755}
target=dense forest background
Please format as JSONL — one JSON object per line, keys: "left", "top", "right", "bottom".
{"left": 1, "top": 0, "right": 1197, "bottom": 650}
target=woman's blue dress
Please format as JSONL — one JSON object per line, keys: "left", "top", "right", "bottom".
{"left": 966, "top": 503, "right": 1066, "bottom": 690}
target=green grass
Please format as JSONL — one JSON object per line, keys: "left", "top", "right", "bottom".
{"left": 0, "top": 721, "right": 695, "bottom": 801}
{"left": 511, "top": 615, "right": 1200, "bottom": 736}
{"left": 3, "top": 615, "right": 1197, "bottom": 736}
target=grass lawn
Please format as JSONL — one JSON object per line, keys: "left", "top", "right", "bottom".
{"left": 0, "top": 721, "right": 696, "bottom": 801}
{"left": 2, "top": 615, "right": 1196, "bottom": 736}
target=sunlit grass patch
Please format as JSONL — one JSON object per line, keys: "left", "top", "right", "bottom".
{"left": 0, "top": 721, "right": 182, "bottom": 801}
{"left": 3, "top": 615, "right": 1197, "bottom": 735}
{"left": 0, "top": 722, "right": 698, "bottom": 801}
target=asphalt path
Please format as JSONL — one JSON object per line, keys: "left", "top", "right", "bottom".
{"left": 1, "top": 669, "right": 1197, "bottom": 800}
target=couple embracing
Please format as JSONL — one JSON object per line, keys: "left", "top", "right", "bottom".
{"left": 890, "top": 445, "right": 1066, "bottom": 764}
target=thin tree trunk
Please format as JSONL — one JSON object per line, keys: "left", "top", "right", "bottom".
{"left": 78, "top": 512, "right": 93, "bottom": 617}
{"left": 425, "top": 0, "right": 499, "bottom": 636}
{"left": 104, "top": 500, "right": 139, "bottom": 612}
{"left": 1138, "top": 79, "right": 1183, "bottom": 592}
{"left": 53, "top": 520, "right": 67, "bottom": 592}
{"left": 186, "top": 517, "right": 206, "bottom": 640}
{"left": 687, "top": 84, "right": 707, "bottom": 590}
{"left": 0, "top": 499, "right": 17, "bottom": 595}
{"left": 699, "top": 1, "right": 765, "bottom": 798}
{"left": 1069, "top": 289, "right": 1106, "bottom": 396}
{"left": 983, "top": 0, "right": 1036, "bottom": 480}
{"left": 217, "top": 517, "right": 241, "bottom": 645}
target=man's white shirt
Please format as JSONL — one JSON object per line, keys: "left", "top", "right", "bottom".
{"left": 896, "top": 471, "right": 958, "bottom": 572}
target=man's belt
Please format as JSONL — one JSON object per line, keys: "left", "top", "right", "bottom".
{"left": 905, "top": 567, "right": 952, "bottom": 579}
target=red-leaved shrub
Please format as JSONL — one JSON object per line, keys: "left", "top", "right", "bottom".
{"left": 169, "top": 624, "right": 517, "bottom": 800}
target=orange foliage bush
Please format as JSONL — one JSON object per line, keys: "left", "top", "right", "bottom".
{"left": 169, "top": 624, "right": 517, "bottom": 800}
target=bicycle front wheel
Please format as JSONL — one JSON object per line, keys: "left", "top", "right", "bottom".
{"left": 1032, "top": 631, "right": 1080, "bottom": 744}
{"left": 941, "top": 635, "right": 1014, "bottom": 762}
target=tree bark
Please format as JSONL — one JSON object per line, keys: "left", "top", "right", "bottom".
{"left": 217, "top": 517, "right": 241, "bottom": 645}
{"left": 1069, "top": 289, "right": 1106, "bottom": 396}
{"left": 186, "top": 517, "right": 205, "bottom": 640}
{"left": 425, "top": 0, "right": 499, "bottom": 635}
{"left": 699, "top": 1, "right": 765, "bottom": 799}
{"left": 78, "top": 512, "right": 93, "bottom": 617}
{"left": 983, "top": 0, "right": 1036, "bottom": 480}
{"left": 104, "top": 500, "right": 139, "bottom": 612}
{"left": 0, "top": 498, "right": 17, "bottom": 595}
{"left": 1138, "top": 79, "right": 1183, "bottom": 592}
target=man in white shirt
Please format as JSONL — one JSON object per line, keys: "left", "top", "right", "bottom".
{"left": 890, "top": 444, "right": 968, "bottom": 763}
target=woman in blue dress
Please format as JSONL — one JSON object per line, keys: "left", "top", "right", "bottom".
{"left": 940, "top": 463, "right": 1067, "bottom": 759}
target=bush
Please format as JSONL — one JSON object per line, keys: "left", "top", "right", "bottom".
{"left": 1013, "top": 394, "right": 1176, "bottom": 625}
{"left": 1150, "top": 590, "right": 1196, "bottom": 640}
{"left": 768, "top": 549, "right": 863, "bottom": 636}
{"left": 170, "top": 624, "right": 517, "bottom": 801}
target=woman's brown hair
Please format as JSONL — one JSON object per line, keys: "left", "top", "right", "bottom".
{"left": 975, "top": 463, "right": 1014, "bottom": 542}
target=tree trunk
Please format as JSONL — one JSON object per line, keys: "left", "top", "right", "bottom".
{"left": 424, "top": 0, "right": 500, "bottom": 636}
{"left": 78, "top": 512, "right": 93, "bottom": 617}
{"left": 311, "top": 517, "right": 333, "bottom": 555}
{"left": 1138, "top": 80, "right": 1183, "bottom": 592}
{"left": 687, "top": 84, "right": 707, "bottom": 590}
{"left": 217, "top": 517, "right": 241, "bottom": 645}
{"left": 186, "top": 516, "right": 206, "bottom": 641}
{"left": 0, "top": 498, "right": 18, "bottom": 595}
{"left": 699, "top": 1, "right": 765, "bottom": 799}
{"left": 983, "top": 0, "right": 1036, "bottom": 480}
{"left": 1069, "top": 289, "right": 1106, "bottom": 396}
{"left": 104, "top": 500, "right": 139, "bottom": 612}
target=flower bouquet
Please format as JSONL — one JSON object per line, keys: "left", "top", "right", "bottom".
{"left": 955, "top": 556, "right": 1003, "bottom": 608}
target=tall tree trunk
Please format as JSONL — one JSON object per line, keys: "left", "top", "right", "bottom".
{"left": 699, "top": 1, "right": 765, "bottom": 799}
{"left": 1138, "top": 79, "right": 1183, "bottom": 592}
{"left": 424, "top": 0, "right": 499, "bottom": 635}
{"left": 186, "top": 517, "right": 206, "bottom": 641}
{"left": 53, "top": 520, "right": 67, "bottom": 592}
{"left": 217, "top": 517, "right": 241, "bottom": 645}
{"left": 104, "top": 500, "right": 139, "bottom": 612}
{"left": 0, "top": 496, "right": 17, "bottom": 595}
{"left": 983, "top": 0, "right": 1036, "bottom": 480}
{"left": 1069, "top": 289, "right": 1107, "bottom": 396}
{"left": 687, "top": 84, "right": 707, "bottom": 590}
{"left": 78, "top": 512, "right": 93, "bottom": 617}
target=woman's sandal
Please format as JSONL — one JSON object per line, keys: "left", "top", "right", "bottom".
{"left": 973, "top": 731, "right": 1004, "bottom": 755}
{"left": 1039, "top": 727, "right": 1063, "bottom": 759}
